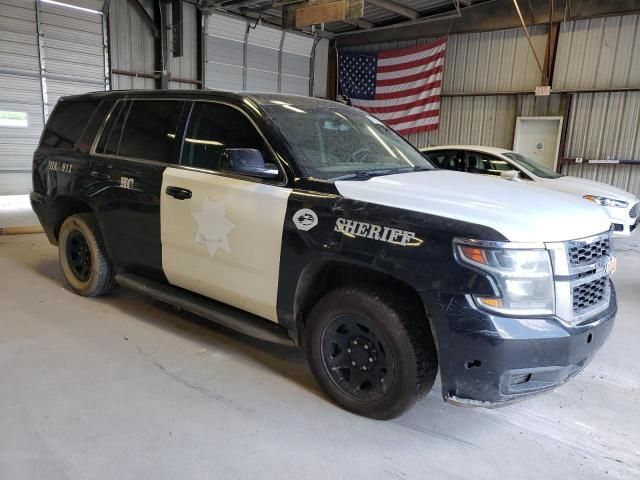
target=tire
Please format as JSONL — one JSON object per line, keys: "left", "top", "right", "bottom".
{"left": 305, "top": 286, "right": 438, "bottom": 420}
{"left": 58, "top": 213, "right": 115, "bottom": 297}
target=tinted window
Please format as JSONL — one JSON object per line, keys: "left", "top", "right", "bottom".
{"left": 41, "top": 100, "right": 100, "bottom": 150}
{"left": 118, "top": 100, "right": 185, "bottom": 163}
{"left": 96, "top": 101, "right": 129, "bottom": 155}
{"left": 466, "top": 152, "right": 511, "bottom": 176}
{"left": 77, "top": 100, "right": 115, "bottom": 153}
{"left": 182, "top": 102, "right": 272, "bottom": 172}
{"left": 424, "top": 150, "right": 464, "bottom": 171}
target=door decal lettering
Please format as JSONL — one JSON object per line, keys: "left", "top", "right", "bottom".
{"left": 192, "top": 197, "right": 236, "bottom": 257}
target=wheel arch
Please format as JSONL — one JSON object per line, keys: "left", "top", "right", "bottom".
{"left": 293, "top": 260, "right": 434, "bottom": 342}
{"left": 50, "top": 196, "right": 94, "bottom": 242}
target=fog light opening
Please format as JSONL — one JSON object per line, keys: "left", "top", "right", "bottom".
{"left": 465, "top": 359, "right": 482, "bottom": 369}
{"left": 510, "top": 373, "right": 532, "bottom": 386}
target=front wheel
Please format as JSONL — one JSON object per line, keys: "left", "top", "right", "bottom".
{"left": 305, "top": 286, "right": 438, "bottom": 419}
{"left": 58, "top": 213, "right": 115, "bottom": 297}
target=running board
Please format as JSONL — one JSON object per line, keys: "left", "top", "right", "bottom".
{"left": 115, "top": 273, "right": 296, "bottom": 347}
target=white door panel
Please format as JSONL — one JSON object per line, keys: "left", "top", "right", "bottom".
{"left": 161, "top": 167, "right": 292, "bottom": 322}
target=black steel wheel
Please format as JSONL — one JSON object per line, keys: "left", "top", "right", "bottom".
{"left": 305, "top": 286, "right": 438, "bottom": 420}
{"left": 321, "top": 314, "right": 395, "bottom": 402}
{"left": 65, "top": 230, "right": 92, "bottom": 282}
{"left": 58, "top": 214, "right": 114, "bottom": 297}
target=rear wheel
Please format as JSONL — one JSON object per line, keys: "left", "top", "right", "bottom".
{"left": 305, "top": 286, "right": 437, "bottom": 419}
{"left": 58, "top": 214, "right": 114, "bottom": 296}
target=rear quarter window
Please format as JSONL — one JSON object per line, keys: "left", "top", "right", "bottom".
{"left": 40, "top": 100, "right": 100, "bottom": 150}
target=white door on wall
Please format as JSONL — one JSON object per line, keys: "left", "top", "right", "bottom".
{"left": 513, "top": 116, "right": 563, "bottom": 171}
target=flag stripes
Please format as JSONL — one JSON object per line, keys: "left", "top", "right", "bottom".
{"left": 339, "top": 39, "right": 446, "bottom": 135}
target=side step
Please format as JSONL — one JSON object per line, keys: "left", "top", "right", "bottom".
{"left": 115, "top": 273, "right": 296, "bottom": 347}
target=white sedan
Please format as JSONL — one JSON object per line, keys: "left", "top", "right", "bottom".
{"left": 421, "top": 145, "right": 639, "bottom": 237}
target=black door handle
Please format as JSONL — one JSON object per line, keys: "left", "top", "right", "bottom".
{"left": 165, "top": 186, "right": 192, "bottom": 200}
{"left": 90, "top": 171, "right": 110, "bottom": 180}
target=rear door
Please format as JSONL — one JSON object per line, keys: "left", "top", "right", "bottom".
{"left": 90, "top": 99, "right": 189, "bottom": 279}
{"left": 161, "top": 101, "right": 292, "bottom": 323}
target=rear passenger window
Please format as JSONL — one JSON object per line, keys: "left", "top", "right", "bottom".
{"left": 96, "top": 101, "right": 129, "bottom": 155}
{"left": 181, "top": 102, "right": 269, "bottom": 171}
{"left": 118, "top": 100, "right": 185, "bottom": 163}
{"left": 77, "top": 100, "right": 115, "bottom": 153}
{"left": 41, "top": 100, "right": 100, "bottom": 150}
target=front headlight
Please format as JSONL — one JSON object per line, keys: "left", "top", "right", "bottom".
{"left": 584, "top": 195, "right": 628, "bottom": 208}
{"left": 454, "top": 239, "right": 555, "bottom": 316}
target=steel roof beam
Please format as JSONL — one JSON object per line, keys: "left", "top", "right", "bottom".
{"left": 366, "top": 0, "right": 418, "bottom": 20}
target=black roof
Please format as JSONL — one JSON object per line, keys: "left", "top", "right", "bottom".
{"left": 62, "top": 89, "right": 340, "bottom": 108}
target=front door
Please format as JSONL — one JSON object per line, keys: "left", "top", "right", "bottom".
{"left": 160, "top": 102, "right": 292, "bottom": 323}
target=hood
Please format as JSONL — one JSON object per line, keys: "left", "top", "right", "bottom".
{"left": 335, "top": 170, "right": 612, "bottom": 243}
{"left": 536, "top": 176, "right": 639, "bottom": 204}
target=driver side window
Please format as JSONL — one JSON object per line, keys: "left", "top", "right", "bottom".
{"left": 181, "top": 102, "right": 277, "bottom": 178}
{"left": 465, "top": 152, "right": 510, "bottom": 176}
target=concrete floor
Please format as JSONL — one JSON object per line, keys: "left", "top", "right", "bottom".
{"left": 0, "top": 195, "right": 39, "bottom": 228}
{"left": 1, "top": 233, "right": 639, "bottom": 480}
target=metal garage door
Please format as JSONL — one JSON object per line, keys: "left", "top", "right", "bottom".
{"left": 205, "top": 13, "right": 315, "bottom": 96}
{"left": 0, "top": 0, "right": 108, "bottom": 195}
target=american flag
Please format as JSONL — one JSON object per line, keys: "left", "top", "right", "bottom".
{"left": 338, "top": 38, "right": 446, "bottom": 136}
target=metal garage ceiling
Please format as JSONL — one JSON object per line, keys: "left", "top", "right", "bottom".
{"left": 203, "top": 0, "right": 490, "bottom": 36}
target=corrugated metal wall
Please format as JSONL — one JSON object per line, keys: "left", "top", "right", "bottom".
{"left": 167, "top": 1, "right": 198, "bottom": 89}
{"left": 554, "top": 14, "right": 640, "bottom": 90}
{"left": 108, "top": 0, "right": 155, "bottom": 89}
{"left": 565, "top": 91, "right": 640, "bottom": 161}
{"left": 110, "top": 0, "right": 198, "bottom": 90}
{"left": 443, "top": 26, "right": 546, "bottom": 94}
{"left": 0, "top": 0, "right": 107, "bottom": 195}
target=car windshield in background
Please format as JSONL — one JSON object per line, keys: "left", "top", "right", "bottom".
{"left": 262, "top": 102, "right": 434, "bottom": 180}
{"left": 503, "top": 152, "right": 562, "bottom": 179}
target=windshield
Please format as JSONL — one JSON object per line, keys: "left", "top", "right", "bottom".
{"left": 503, "top": 152, "right": 562, "bottom": 179}
{"left": 262, "top": 102, "right": 434, "bottom": 180}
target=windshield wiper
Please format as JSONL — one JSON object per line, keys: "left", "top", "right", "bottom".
{"left": 330, "top": 165, "right": 432, "bottom": 181}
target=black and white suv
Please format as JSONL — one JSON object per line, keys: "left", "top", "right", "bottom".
{"left": 31, "top": 90, "right": 617, "bottom": 419}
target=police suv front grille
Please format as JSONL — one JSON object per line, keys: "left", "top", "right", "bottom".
{"left": 630, "top": 202, "right": 639, "bottom": 219}
{"left": 572, "top": 277, "right": 608, "bottom": 314}
{"left": 567, "top": 237, "right": 611, "bottom": 267}
{"left": 548, "top": 231, "right": 613, "bottom": 324}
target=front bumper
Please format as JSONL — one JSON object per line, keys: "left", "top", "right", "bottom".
{"left": 606, "top": 204, "right": 639, "bottom": 237}
{"left": 424, "top": 286, "right": 616, "bottom": 407}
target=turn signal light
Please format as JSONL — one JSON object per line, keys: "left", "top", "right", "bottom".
{"left": 459, "top": 245, "right": 487, "bottom": 264}
{"left": 476, "top": 297, "right": 503, "bottom": 309}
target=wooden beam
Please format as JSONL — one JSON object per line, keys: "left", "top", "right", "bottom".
{"left": 296, "top": 1, "right": 347, "bottom": 27}
{"left": 366, "top": 0, "right": 418, "bottom": 19}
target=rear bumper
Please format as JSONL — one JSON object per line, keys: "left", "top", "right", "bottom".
{"left": 30, "top": 191, "right": 56, "bottom": 244}
{"left": 424, "top": 286, "right": 616, "bottom": 407}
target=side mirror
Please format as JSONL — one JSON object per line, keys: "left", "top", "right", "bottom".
{"left": 220, "top": 148, "right": 280, "bottom": 180}
{"left": 500, "top": 170, "right": 522, "bottom": 182}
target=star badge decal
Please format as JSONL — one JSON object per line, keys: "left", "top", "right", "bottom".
{"left": 192, "top": 197, "right": 236, "bottom": 257}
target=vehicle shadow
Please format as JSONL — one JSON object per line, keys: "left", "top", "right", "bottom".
{"left": 29, "top": 254, "right": 491, "bottom": 439}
